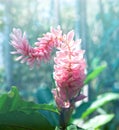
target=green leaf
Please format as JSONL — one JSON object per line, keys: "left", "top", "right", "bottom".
{"left": 55, "top": 125, "right": 85, "bottom": 130}
{"left": 39, "top": 109, "right": 59, "bottom": 126}
{"left": 55, "top": 126, "right": 61, "bottom": 130}
{"left": 82, "top": 114, "right": 114, "bottom": 129}
{"left": 84, "top": 65, "right": 106, "bottom": 84}
{"left": 81, "top": 93, "right": 119, "bottom": 119}
{"left": 0, "top": 111, "right": 54, "bottom": 130}
{"left": 36, "top": 87, "right": 59, "bottom": 126}
{"left": 0, "top": 86, "right": 59, "bottom": 114}
{"left": 66, "top": 125, "right": 78, "bottom": 130}
{"left": 66, "top": 125, "right": 85, "bottom": 130}
{"left": 0, "top": 86, "right": 59, "bottom": 130}
{"left": 72, "top": 102, "right": 91, "bottom": 119}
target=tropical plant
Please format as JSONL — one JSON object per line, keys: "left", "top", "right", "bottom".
{"left": 0, "top": 26, "right": 118, "bottom": 130}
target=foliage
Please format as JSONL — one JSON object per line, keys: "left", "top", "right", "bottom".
{"left": 0, "top": 86, "right": 117, "bottom": 129}
{"left": 0, "top": 52, "right": 118, "bottom": 130}
{"left": 81, "top": 92, "right": 119, "bottom": 119}
{"left": 84, "top": 65, "right": 106, "bottom": 85}
{"left": 72, "top": 92, "right": 119, "bottom": 130}
{"left": 0, "top": 0, "right": 119, "bottom": 129}
{"left": 82, "top": 114, "right": 114, "bottom": 130}
{"left": 0, "top": 86, "right": 59, "bottom": 130}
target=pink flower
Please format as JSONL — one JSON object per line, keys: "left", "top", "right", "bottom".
{"left": 52, "top": 31, "right": 86, "bottom": 109}
{"left": 10, "top": 27, "right": 86, "bottom": 109}
{"left": 10, "top": 26, "right": 63, "bottom": 67}
{"left": 10, "top": 28, "right": 35, "bottom": 67}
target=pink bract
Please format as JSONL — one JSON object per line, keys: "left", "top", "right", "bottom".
{"left": 10, "top": 26, "right": 63, "bottom": 67}
{"left": 53, "top": 30, "right": 86, "bottom": 109}
{"left": 10, "top": 26, "right": 86, "bottom": 109}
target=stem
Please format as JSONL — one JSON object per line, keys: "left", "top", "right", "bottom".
{"left": 59, "top": 109, "right": 67, "bottom": 130}
{"left": 59, "top": 107, "right": 74, "bottom": 130}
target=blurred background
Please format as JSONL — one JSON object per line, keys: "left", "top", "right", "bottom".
{"left": 0, "top": 0, "right": 119, "bottom": 129}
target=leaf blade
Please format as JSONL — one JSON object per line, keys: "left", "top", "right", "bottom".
{"left": 81, "top": 93, "right": 119, "bottom": 119}
{"left": 84, "top": 65, "right": 106, "bottom": 84}
{"left": 82, "top": 114, "right": 114, "bottom": 129}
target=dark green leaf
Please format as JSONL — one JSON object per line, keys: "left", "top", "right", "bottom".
{"left": 0, "top": 111, "right": 54, "bottom": 130}
{"left": 72, "top": 102, "right": 91, "bottom": 119}
{"left": 35, "top": 87, "right": 59, "bottom": 126}
{"left": 0, "top": 86, "right": 59, "bottom": 130}
{"left": 40, "top": 110, "right": 59, "bottom": 126}
{"left": 0, "top": 86, "right": 59, "bottom": 114}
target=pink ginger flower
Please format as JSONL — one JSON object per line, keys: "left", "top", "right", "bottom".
{"left": 52, "top": 31, "right": 86, "bottom": 109}
{"left": 10, "top": 26, "right": 86, "bottom": 109}
{"left": 10, "top": 26, "right": 63, "bottom": 67}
